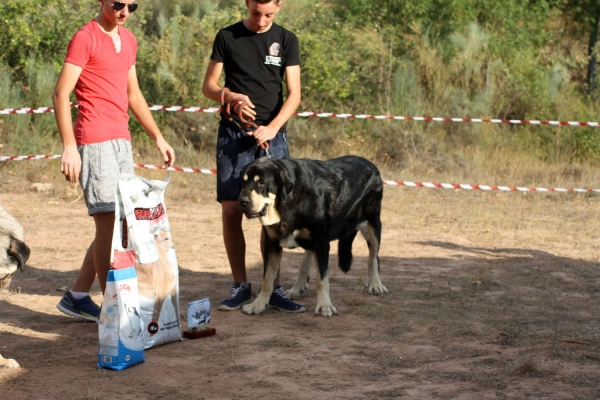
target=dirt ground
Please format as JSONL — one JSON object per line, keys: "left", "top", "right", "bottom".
{"left": 1, "top": 168, "right": 600, "bottom": 399}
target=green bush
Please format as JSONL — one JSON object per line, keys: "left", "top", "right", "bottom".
{"left": 1, "top": 0, "right": 599, "bottom": 167}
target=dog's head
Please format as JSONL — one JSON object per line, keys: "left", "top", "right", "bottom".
{"left": 0, "top": 207, "right": 30, "bottom": 290}
{"left": 238, "top": 158, "right": 293, "bottom": 226}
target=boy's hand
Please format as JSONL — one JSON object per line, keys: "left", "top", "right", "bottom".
{"left": 224, "top": 90, "right": 256, "bottom": 122}
{"left": 60, "top": 145, "right": 81, "bottom": 184}
{"left": 155, "top": 136, "right": 175, "bottom": 168}
{"left": 248, "top": 125, "right": 278, "bottom": 145}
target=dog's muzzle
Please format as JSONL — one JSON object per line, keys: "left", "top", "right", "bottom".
{"left": 238, "top": 191, "right": 273, "bottom": 219}
{"left": 240, "top": 203, "right": 268, "bottom": 219}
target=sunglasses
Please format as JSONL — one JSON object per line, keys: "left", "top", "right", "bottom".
{"left": 111, "top": 2, "right": 138, "bottom": 13}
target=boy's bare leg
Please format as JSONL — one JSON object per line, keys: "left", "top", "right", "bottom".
{"left": 92, "top": 212, "right": 115, "bottom": 294}
{"left": 222, "top": 201, "right": 247, "bottom": 283}
{"left": 70, "top": 243, "right": 96, "bottom": 292}
{"left": 222, "top": 200, "right": 280, "bottom": 284}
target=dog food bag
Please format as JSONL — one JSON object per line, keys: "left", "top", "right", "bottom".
{"left": 98, "top": 267, "right": 145, "bottom": 370}
{"left": 111, "top": 173, "right": 182, "bottom": 349}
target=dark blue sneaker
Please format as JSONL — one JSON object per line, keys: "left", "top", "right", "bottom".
{"left": 56, "top": 291, "right": 100, "bottom": 322}
{"left": 218, "top": 282, "right": 252, "bottom": 311}
{"left": 269, "top": 285, "right": 306, "bottom": 313}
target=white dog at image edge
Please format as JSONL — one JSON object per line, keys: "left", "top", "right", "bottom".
{"left": 0, "top": 204, "right": 31, "bottom": 369}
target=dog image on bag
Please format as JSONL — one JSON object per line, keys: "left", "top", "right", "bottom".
{"left": 124, "top": 304, "right": 143, "bottom": 339}
{"left": 135, "top": 229, "right": 179, "bottom": 326}
{"left": 0, "top": 204, "right": 31, "bottom": 369}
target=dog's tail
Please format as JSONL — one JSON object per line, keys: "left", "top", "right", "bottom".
{"left": 338, "top": 230, "right": 358, "bottom": 273}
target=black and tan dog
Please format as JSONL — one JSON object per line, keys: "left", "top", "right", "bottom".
{"left": 0, "top": 204, "right": 30, "bottom": 368}
{"left": 238, "top": 155, "right": 388, "bottom": 318}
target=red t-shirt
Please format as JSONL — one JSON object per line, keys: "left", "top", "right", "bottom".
{"left": 65, "top": 20, "right": 137, "bottom": 145}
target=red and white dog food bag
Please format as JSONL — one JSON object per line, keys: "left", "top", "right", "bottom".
{"left": 111, "top": 173, "right": 182, "bottom": 348}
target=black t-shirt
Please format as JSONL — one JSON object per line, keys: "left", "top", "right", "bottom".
{"left": 210, "top": 21, "right": 300, "bottom": 131}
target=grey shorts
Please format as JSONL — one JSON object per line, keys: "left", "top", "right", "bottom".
{"left": 78, "top": 139, "right": 134, "bottom": 216}
{"left": 216, "top": 121, "right": 289, "bottom": 202}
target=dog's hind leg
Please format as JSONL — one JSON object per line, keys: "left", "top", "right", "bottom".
{"left": 338, "top": 229, "right": 358, "bottom": 273}
{"left": 314, "top": 243, "right": 338, "bottom": 318}
{"left": 285, "top": 250, "right": 313, "bottom": 299}
{"left": 359, "top": 220, "right": 388, "bottom": 295}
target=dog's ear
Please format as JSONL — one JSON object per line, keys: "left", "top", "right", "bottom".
{"left": 275, "top": 163, "right": 294, "bottom": 205}
{"left": 8, "top": 237, "right": 30, "bottom": 273}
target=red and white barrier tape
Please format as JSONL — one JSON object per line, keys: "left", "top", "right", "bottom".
{"left": 295, "top": 113, "right": 600, "bottom": 128}
{"left": 0, "top": 154, "right": 61, "bottom": 161}
{"left": 382, "top": 180, "right": 600, "bottom": 193}
{"left": 0, "top": 107, "right": 56, "bottom": 115}
{"left": 148, "top": 105, "right": 221, "bottom": 113}
{"left": 1, "top": 103, "right": 599, "bottom": 127}
{"left": 134, "top": 164, "right": 216, "bottom": 175}
{"left": 2, "top": 154, "right": 599, "bottom": 193}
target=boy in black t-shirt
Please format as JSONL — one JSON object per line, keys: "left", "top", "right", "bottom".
{"left": 202, "top": 0, "right": 304, "bottom": 313}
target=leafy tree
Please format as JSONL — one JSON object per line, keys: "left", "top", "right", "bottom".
{"left": 559, "top": 0, "right": 600, "bottom": 94}
{"left": 0, "top": 0, "right": 95, "bottom": 76}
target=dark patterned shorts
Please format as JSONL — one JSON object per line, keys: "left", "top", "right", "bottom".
{"left": 216, "top": 121, "right": 289, "bottom": 202}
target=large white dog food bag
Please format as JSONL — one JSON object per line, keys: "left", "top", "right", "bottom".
{"left": 98, "top": 267, "right": 145, "bottom": 370}
{"left": 111, "top": 173, "right": 182, "bottom": 349}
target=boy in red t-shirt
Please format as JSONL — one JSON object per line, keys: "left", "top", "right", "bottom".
{"left": 53, "top": 0, "right": 175, "bottom": 321}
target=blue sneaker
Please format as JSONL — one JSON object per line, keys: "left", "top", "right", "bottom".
{"left": 218, "top": 282, "right": 252, "bottom": 311}
{"left": 269, "top": 285, "right": 306, "bottom": 313}
{"left": 56, "top": 291, "right": 100, "bottom": 322}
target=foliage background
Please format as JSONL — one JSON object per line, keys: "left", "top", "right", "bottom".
{"left": 1, "top": 0, "right": 599, "bottom": 181}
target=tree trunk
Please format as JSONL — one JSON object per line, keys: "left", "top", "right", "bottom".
{"left": 587, "top": 0, "right": 600, "bottom": 94}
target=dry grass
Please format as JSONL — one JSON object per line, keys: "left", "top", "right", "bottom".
{"left": 225, "top": 364, "right": 255, "bottom": 373}
{"left": 3, "top": 132, "right": 600, "bottom": 200}
{"left": 291, "top": 313, "right": 319, "bottom": 328}
{"left": 511, "top": 357, "right": 541, "bottom": 376}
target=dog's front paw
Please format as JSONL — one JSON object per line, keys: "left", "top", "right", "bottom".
{"left": 364, "top": 279, "right": 388, "bottom": 296}
{"left": 0, "top": 358, "right": 20, "bottom": 369}
{"left": 242, "top": 299, "right": 268, "bottom": 315}
{"left": 314, "top": 303, "right": 338, "bottom": 318}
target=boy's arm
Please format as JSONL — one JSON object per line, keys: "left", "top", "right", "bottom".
{"left": 52, "top": 62, "right": 83, "bottom": 184}
{"left": 249, "top": 64, "right": 301, "bottom": 145}
{"left": 127, "top": 65, "right": 175, "bottom": 167}
{"left": 201, "top": 59, "right": 225, "bottom": 103}
{"left": 202, "top": 59, "right": 257, "bottom": 121}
